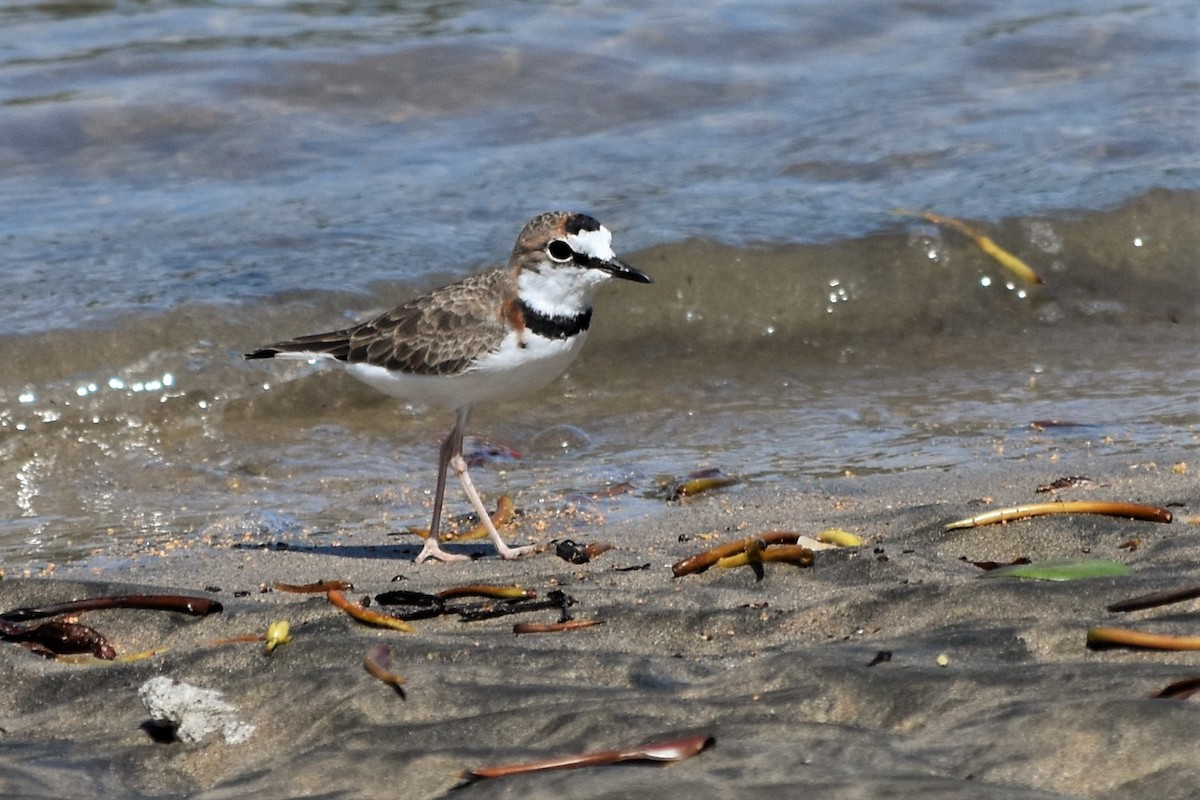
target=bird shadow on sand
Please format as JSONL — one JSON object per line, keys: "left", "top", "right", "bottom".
{"left": 228, "top": 540, "right": 494, "bottom": 561}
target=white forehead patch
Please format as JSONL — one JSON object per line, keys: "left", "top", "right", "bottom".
{"left": 565, "top": 225, "right": 616, "bottom": 262}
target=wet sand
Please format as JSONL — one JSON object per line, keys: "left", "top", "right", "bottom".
{"left": 3, "top": 453, "right": 1198, "bottom": 799}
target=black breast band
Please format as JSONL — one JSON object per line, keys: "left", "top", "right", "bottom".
{"left": 518, "top": 300, "right": 592, "bottom": 340}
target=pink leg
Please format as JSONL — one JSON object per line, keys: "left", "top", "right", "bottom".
{"left": 450, "top": 452, "right": 536, "bottom": 560}
{"left": 414, "top": 413, "right": 470, "bottom": 564}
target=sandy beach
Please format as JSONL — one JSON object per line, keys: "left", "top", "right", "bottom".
{"left": 3, "top": 452, "right": 1198, "bottom": 799}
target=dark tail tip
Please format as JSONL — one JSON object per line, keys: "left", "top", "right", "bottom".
{"left": 244, "top": 348, "right": 279, "bottom": 360}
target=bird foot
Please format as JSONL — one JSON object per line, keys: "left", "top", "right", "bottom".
{"left": 414, "top": 539, "right": 471, "bottom": 564}
{"left": 494, "top": 542, "right": 539, "bottom": 560}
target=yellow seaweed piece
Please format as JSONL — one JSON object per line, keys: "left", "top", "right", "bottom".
{"left": 816, "top": 528, "right": 862, "bottom": 547}
{"left": 901, "top": 209, "right": 1044, "bottom": 285}
{"left": 672, "top": 532, "right": 803, "bottom": 577}
{"left": 1088, "top": 626, "right": 1200, "bottom": 651}
{"left": 407, "top": 495, "right": 515, "bottom": 541}
{"left": 716, "top": 545, "right": 814, "bottom": 569}
{"left": 436, "top": 584, "right": 535, "bottom": 601}
{"left": 265, "top": 620, "right": 292, "bottom": 654}
{"left": 56, "top": 648, "right": 168, "bottom": 665}
{"left": 115, "top": 647, "right": 168, "bottom": 663}
{"left": 945, "top": 500, "right": 1172, "bottom": 530}
{"left": 672, "top": 474, "right": 738, "bottom": 499}
{"left": 972, "top": 232, "right": 1043, "bottom": 285}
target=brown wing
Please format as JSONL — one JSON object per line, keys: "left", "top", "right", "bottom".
{"left": 245, "top": 269, "right": 514, "bottom": 377}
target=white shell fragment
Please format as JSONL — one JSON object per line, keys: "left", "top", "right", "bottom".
{"left": 138, "top": 676, "right": 255, "bottom": 744}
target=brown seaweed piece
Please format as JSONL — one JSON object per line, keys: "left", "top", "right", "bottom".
{"left": 1152, "top": 676, "right": 1200, "bottom": 700}
{"left": 464, "top": 732, "right": 714, "bottom": 781}
{"left": 672, "top": 531, "right": 808, "bottom": 577}
{"left": 512, "top": 619, "right": 605, "bottom": 635}
{"left": 555, "top": 539, "right": 614, "bottom": 564}
{"left": 0, "top": 619, "right": 116, "bottom": 659}
{"left": 1035, "top": 475, "right": 1094, "bottom": 493}
{"left": 0, "top": 594, "right": 222, "bottom": 622}
{"left": 326, "top": 589, "right": 415, "bottom": 632}
{"left": 667, "top": 468, "right": 738, "bottom": 501}
{"left": 373, "top": 589, "right": 443, "bottom": 607}
{"left": 208, "top": 633, "right": 267, "bottom": 646}
{"left": 373, "top": 588, "right": 569, "bottom": 623}
{"left": 1107, "top": 583, "right": 1200, "bottom": 613}
{"left": 364, "top": 644, "right": 406, "bottom": 699}
{"left": 969, "top": 557, "right": 1033, "bottom": 571}
{"left": 1029, "top": 419, "right": 1087, "bottom": 431}
{"left": 1087, "top": 626, "right": 1200, "bottom": 651}
{"left": 591, "top": 481, "right": 635, "bottom": 499}
{"left": 273, "top": 580, "right": 353, "bottom": 594}
{"left": 371, "top": 590, "right": 454, "bottom": 621}
{"left": 457, "top": 590, "right": 577, "bottom": 623}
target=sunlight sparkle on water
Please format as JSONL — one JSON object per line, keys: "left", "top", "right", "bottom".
{"left": 826, "top": 278, "right": 849, "bottom": 313}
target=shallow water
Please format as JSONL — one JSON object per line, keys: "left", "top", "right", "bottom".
{"left": 5, "top": 198, "right": 1200, "bottom": 572}
{"left": 0, "top": 0, "right": 1198, "bottom": 574}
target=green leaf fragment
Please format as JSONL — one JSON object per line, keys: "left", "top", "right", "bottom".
{"left": 981, "top": 559, "right": 1132, "bottom": 581}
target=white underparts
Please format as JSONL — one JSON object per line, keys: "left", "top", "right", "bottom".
{"left": 344, "top": 327, "right": 587, "bottom": 412}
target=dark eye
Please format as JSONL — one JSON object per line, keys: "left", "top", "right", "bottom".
{"left": 546, "top": 240, "right": 573, "bottom": 262}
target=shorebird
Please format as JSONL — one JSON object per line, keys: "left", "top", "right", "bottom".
{"left": 246, "top": 212, "right": 652, "bottom": 563}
